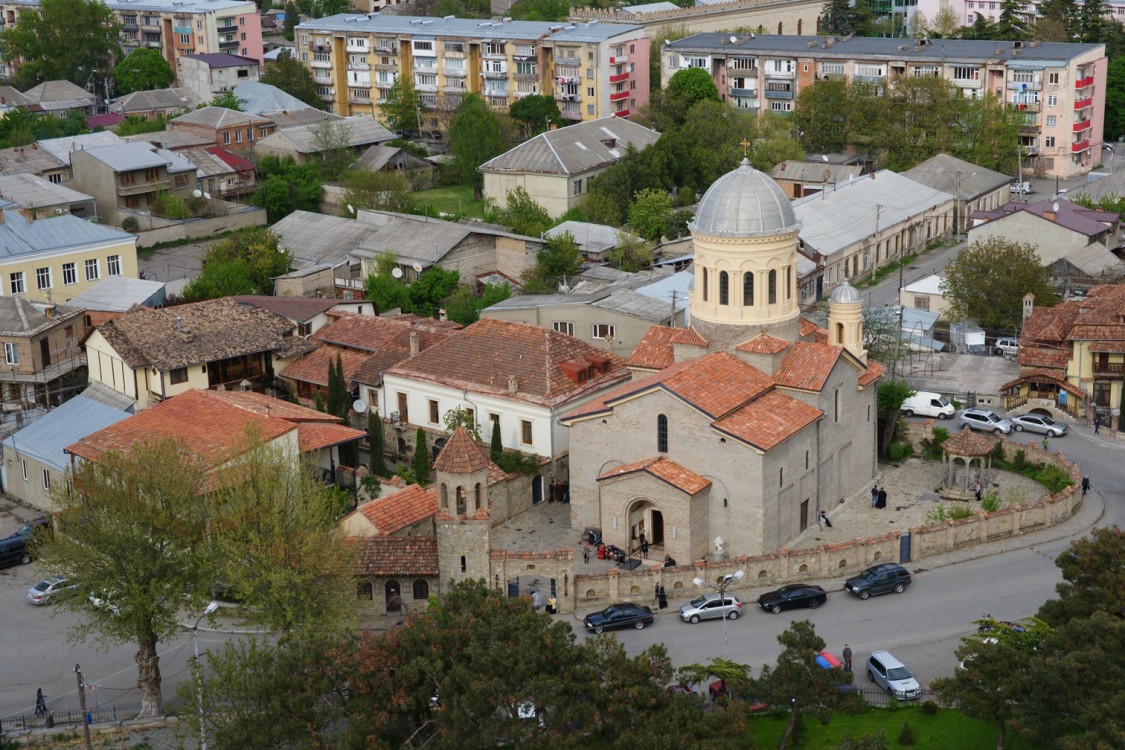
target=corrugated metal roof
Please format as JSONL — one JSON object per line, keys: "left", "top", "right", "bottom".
{"left": 110, "top": 87, "right": 201, "bottom": 115}
{"left": 545, "top": 221, "right": 639, "bottom": 258}
{"left": 233, "top": 81, "right": 314, "bottom": 115}
{"left": 271, "top": 210, "right": 376, "bottom": 268}
{"left": 0, "top": 396, "right": 130, "bottom": 471}
{"left": 0, "top": 209, "right": 134, "bottom": 260}
{"left": 635, "top": 269, "right": 692, "bottom": 314}
{"left": 480, "top": 117, "right": 660, "bottom": 177}
{"left": 172, "top": 106, "right": 272, "bottom": 129}
{"left": 0, "top": 173, "right": 93, "bottom": 206}
{"left": 902, "top": 273, "right": 946, "bottom": 295}
{"left": 903, "top": 154, "right": 1011, "bottom": 198}
{"left": 65, "top": 277, "right": 166, "bottom": 313}
{"left": 254, "top": 115, "right": 394, "bottom": 154}
{"left": 590, "top": 288, "right": 676, "bottom": 322}
{"left": 38, "top": 132, "right": 124, "bottom": 164}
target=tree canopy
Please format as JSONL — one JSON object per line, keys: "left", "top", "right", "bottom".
{"left": 181, "top": 227, "right": 292, "bottom": 301}
{"left": 381, "top": 76, "right": 424, "bottom": 134}
{"left": 250, "top": 155, "right": 325, "bottom": 223}
{"left": 260, "top": 49, "right": 326, "bottom": 110}
{"left": 509, "top": 93, "right": 563, "bottom": 138}
{"left": 449, "top": 93, "right": 505, "bottom": 194}
{"left": 342, "top": 169, "right": 415, "bottom": 215}
{"left": 0, "top": 0, "right": 120, "bottom": 89}
{"left": 113, "top": 48, "right": 174, "bottom": 95}
{"left": 941, "top": 237, "right": 1058, "bottom": 332}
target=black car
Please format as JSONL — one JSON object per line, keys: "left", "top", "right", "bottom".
{"left": 844, "top": 563, "right": 912, "bottom": 600}
{"left": 757, "top": 584, "right": 828, "bottom": 614}
{"left": 583, "top": 602, "right": 654, "bottom": 634}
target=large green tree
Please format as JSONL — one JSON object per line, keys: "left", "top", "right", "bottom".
{"left": 523, "top": 230, "right": 582, "bottom": 292}
{"left": 628, "top": 188, "right": 675, "bottom": 242}
{"left": 876, "top": 378, "right": 914, "bottom": 458}
{"left": 941, "top": 237, "right": 1058, "bottom": 332}
{"left": 113, "top": 48, "right": 174, "bottom": 95}
{"left": 250, "top": 155, "right": 325, "bottom": 223}
{"left": 261, "top": 49, "right": 325, "bottom": 110}
{"left": 794, "top": 79, "right": 851, "bottom": 154}
{"left": 449, "top": 93, "right": 504, "bottom": 196}
{"left": 509, "top": 93, "right": 563, "bottom": 138}
{"left": 821, "top": 0, "right": 856, "bottom": 35}
{"left": 0, "top": 0, "right": 120, "bottom": 89}
{"left": 665, "top": 67, "right": 720, "bottom": 110}
{"left": 182, "top": 227, "right": 292, "bottom": 301}
{"left": 381, "top": 75, "right": 424, "bottom": 134}
{"left": 492, "top": 186, "right": 553, "bottom": 236}
{"left": 342, "top": 169, "right": 415, "bottom": 215}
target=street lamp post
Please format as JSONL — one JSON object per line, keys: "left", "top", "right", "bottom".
{"left": 692, "top": 570, "right": 744, "bottom": 661}
{"left": 192, "top": 601, "right": 220, "bottom": 750}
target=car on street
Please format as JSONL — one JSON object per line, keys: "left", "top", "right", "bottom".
{"left": 1010, "top": 413, "right": 1068, "bottom": 437}
{"left": 26, "top": 576, "right": 78, "bottom": 605}
{"left": 679, "top": 592, "right": 743, "bottom": 623}
{"left": 958, "top": 408, "right": 1014, "bottom": 435}
{"left": 993, "top": 338, "right": 1020, "bottom": 358}
{"left": 866, "top": 650, "right": 922, "bottom": 700}
{"left": 583, "top": 602, "right": 654, "bottom": 633}
{"left": 844, "top": 563, "right": 912, "bottom": 600}
{"left": 757, "top": 584, "right": 828, "bottom": 614}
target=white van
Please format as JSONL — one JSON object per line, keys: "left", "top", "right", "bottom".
{"left": 901, "top": 391, "right": 954, "bottom": 419}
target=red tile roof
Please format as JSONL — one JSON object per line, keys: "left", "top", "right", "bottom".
{"left": 280, "top": 344, "right": 372, "bottom": 388}
{"left": 660, "top": 352, "right": 774, "bottom": 418}
{"left": 799, "top": 318, "right": 820, "bottom": 338}
{"left": 311, "top": 314, "right": 460, "bottom": 387}
{"left": 670, "top": 326, "right": 708, "bottom": 347}
{"left": 352, "top": 484, "right": 438, "bottom": 536}
{"left": 858, "top": 360, "right": 884, "bottom": 387}
{"left": 1000, "top": 369, "right": 1086, "bottom": 398}
{"left": 736, "top": 333, "right": 791, "bottom": 355}
{"left": 598, "top": 457, "right": 711, "bottom": 495}
{"left": 204, "top": 389, "right": 339, "bottom": 423}
{"left": 773, "top": 342, "right": 845, "bottom": 391}
{"left": 941, "top": 430, "right": 997, "bottom": 457}
{"left": 297, "top": 421, "right": 366, "bottom": 452}
{"left": 386, "top": 318, "right": 630, "bottom": 407}
{"left": 348, "top": 536, "right": 439, "bottom": 576}
{"left": 626, "top": 325, "right": 679, "bottom": 371}
{"left": 432, "top": 426, "right": 492, "bottom": 474}
{"left": 712, "top": 390, "right": 822, "bottom": 450}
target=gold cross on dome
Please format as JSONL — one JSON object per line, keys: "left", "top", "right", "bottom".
{"left": 740, "top": 138, "right": 751, "bottom": 157}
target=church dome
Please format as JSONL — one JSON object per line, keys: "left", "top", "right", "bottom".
{"left": 690, "top": 158, "right": 799, "bottom": 238}
{"left": 828, "top": 280, "right": 862, "bottom": 305}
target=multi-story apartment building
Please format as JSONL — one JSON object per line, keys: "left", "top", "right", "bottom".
{"left": 663, "top": 34, "right": 1106, "bottom": 178}
{"left": 914, "top": 0, "right": 1125, "bottom": 31}
{"left": 0, "top": 0, "right": 263, "bottom": 79}
{"left": 295, "top": 14, "right": 649, "bottom": 124}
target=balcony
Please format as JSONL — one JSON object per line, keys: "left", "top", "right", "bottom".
{"left": 729, "top": 87, "right": 756, "bottom": 97}
{"left": 144, "top": 40, "right": 162, "bottom": 48}
{"left": 609, "top": 90, "right": 628, "bottom": 101}
{"left": 345, "top": 40, "right": 367, "bottom": 52}
{"left": 173, "top": 25, "right": 191, "bottom": 34}
{"left": 1007, "top": 80, "right": 1041, "bottom": 91}
{"left": 764, "top": 88, "right": 794, "bottom": 100}
{"left": 609, "top": 54, "right": 628, "bottom": 64}
{"left": 1072, "top": 139, "right": 1090, "bottom": 153}
{"left": 311, "top": 59, "right": 332, "bottom": 69}
{"left": 561, "top": 109, "right": 582, "bottom": 120}
{"left": 313, "top": 73, "right": 332, "bottom": 84}
{"left": 118, "top": 178, "right": 170, "bottom": 196}
{"left": 141, "top": 18, "right": 160, "bottom": 28}
{"left": 852, "top": 74, "right": 884, "bottom": 83}
{"left": 1020, "top": 124, "right": 1041, "bottom": 134}
{"left": 1075, "top": 97, "right": 1094, "bottom": 110}
{"left": 443, "top": 68, "right": 466, "bottom": 77}
{"left": 952, "top": 78, "right": 983, "bottom": 89}
{"left": 349, "top": 93, "right": 371, "bottom": 104}
{"left": 219, "top": 40, "right": 239, "bottom": 50}
{"left": 1074, "top": 120, "right": 1092, "bottom": 132}
{"left": 1076, "top": 75, "right": 1095, "bottom": 89}
{"left": 217, "top": 24, "right": 237, "bottom": 34}
{"left": 765, "top": 69, "right": 795, "bottom": 79}
{"left": 1092, "top": 361, "right": 1124, "bottom": 376}
{"left": 555, "top": 75, "right": 579, "bottom": 84}
{"left": 348, "top": 62, "right": 369, "bottom": 71}
{"left": 513, "top": 89, "right": 536, "bottom": 99}
{"left": 555, "top": 93, "right": 579, "bottom": 102}
{"left": 609, "top": 72, "right": 629, "bottom": 83}
{"left": 555, "top": 56, "right": 580, "bottom": 67}
{"left": 614, "top": 109, "right": 630, "bottom": 117}
{"left": 482, "top": 69, "right": 508, "bottom": 79}
{"left": 415, "top": 83, "right": 438, "bottom": 93}
{"left": 1012, "top": 101, "right": 1040, "bottom": 113}
{"left": 443, "top": 84, "right": 467, "bottom": 93}
{"left": 372, "top": 60, "right": 397, "bottom": 70}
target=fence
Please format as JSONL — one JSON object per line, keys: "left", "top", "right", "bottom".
{"left": 1, "top": 703, "right": 144, "bottom": 732}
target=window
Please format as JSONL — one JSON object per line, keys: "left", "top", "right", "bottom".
{"left": 107, "top": 255, "right": 121, "bottom": 276}
{"left": 179, "top": 33, "right": 190, "bottom": 44}
{"left": 657, "top": 414, "right": 668, "bottom": 453}
{"left": 912, "top": 65, "right": 938, "bottom": 77}
{"left": 397, "top": 392, "right": 408, "bottom": 423}
{"left": 719, "top": 270, "right": 729, "bottom": 305}
{"left": 952, "top": 66, "right": 979, "bottom": 81}
{"left": 517, "top": 61, "right": 536, "bottom": 76}
{"left": 834, "top": 388, "right": 840, "bottom": 422}
{"left": 85, "top": 259, "right": 99, "bottom": 281}
{"left": 62, "top": 263, "right": 76, "bottom": 285}
{"left": 429, "top": 399, "right": 439, "bottom": 424}
{"left": 586, "top": 86, "right": 594, "bottom": 98}
{"left": 1047, "top": 94, "right": 1058, "bottom": 107}
{"left": 42, "top": 468, "right": 50, "bottom": 491}
{"left": 914, "top": 295, "right": 930, "bottom": 311}
{"left": 444, "top": 41, "right": 464, "bottom": 53}
{"left": 35, "top": 267, "right": 50, "bottom": 290}
{"left": 235, "top": 130, "right": 243, "bottom": 143}
{"left": 413, "top": 579, "right": 429, "bottom": 599}
{"left": 768, "top": 269, "right": 777, "bottom": 304}
{"left": 4, "top": 342, "right": 17, "bottom": 365}
{"left": 521, "top": 419, "right": 533, "bottom": 445}
{"left": 702, "top": 268, "right": 708, "bottom": 301}
{"left": 1046, "top": 115, "right": 1057, "bottom": 127}
{"left": 854, "top": 64, "right": 884, "bottom": 78}
{"left": 48, "top": 173, "right": 61, "bottom": 184}
{"left": 1045, "top": 136, "right": 1056, "bottom": 147}
{"left": 357, "top": 581, "right": 373, "bottom": 600}
{"left": 731, "top": 56, "right": 756, "bottom": 71}
{"left": 770, "top": 101, "right": 792, "bottom": 113}
{"left": 552, "top": 321, "right": 574, "bottom": 336}
{"left": 484, "top": 41, "right": 504, "bottom": 55}
{"left": 1048, "top": 72, "right": 1059, "bottom": 84}
{"left": 223, "top": 131, "right": 231, "bottom": 145}
{"left": 743, "top": 272, "right": 754, "bottom": 305}
{"left": 169, "top": 367, "right": 188, "bottom": 385}
{"left": 572, "top": 178, "right": 584, "bottom": 196}
{"left": 592, "top": 324, "right": 615, "bottom": 340}
{"left": 21, "top": 459, "right": 26, "bottom": 481}
{"left": 8, "top": 272, "right": 23, "bottom": 295}
{"left": 780, "top": 467, "right": 784, "bottom": 487}
{"left": 587, "top": 104, "right": 595, "bottom": 115}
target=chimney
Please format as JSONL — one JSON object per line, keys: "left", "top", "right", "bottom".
{"left": 45, "top": 305, "right": 54, "bottom": 319}
{"left": 1044, "top": 211, "right": 1056, "bottom": 221}
{"left": 175, "top": 316, "right": 184, "bottom": 333}
{"left": 507, "top": 375, "right": 518, "bottom": 394}
{"left": 409, "top": 330, "right": 419, "bottom": 357}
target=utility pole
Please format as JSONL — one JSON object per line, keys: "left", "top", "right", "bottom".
{"left": 669, "top": 290, "right": 678, "bottom": 327}
{"left": 75, "top": 664, "right": 93, "bottom": 750}
{"left": 872, "top": 204, "right": 882, "bottom": 267}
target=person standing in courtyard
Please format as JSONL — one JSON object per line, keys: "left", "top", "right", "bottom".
{"left": 640, "top": 533, "right": 649, "bottom": 558}
{"left": 657, "top": 583, "right": 668, "bottom": 610}
{"left": 1093, "top": 414, "right": 1101, "bottom": 434}
{"left": 583, "top": 543, "right": 590, "bottom": 564}
{"left": 871, "top": 485, "right": 879, "bottom": 507}
{"left": 842, "top": 644, "right": 853, "bottom": 672}
{"left": 973, "top": 478, "right": 983, "bottom": 502}
{"left": 877, "top": 487, "right": 888, "bottom": 509}
{"left": 819, "top": 510, "right": 833, "bottom": 528}
{"left": 1082, "top": 476, "right": 1091, "bottom": 495}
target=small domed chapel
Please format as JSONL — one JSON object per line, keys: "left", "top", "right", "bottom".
{"left": 562, "top": 159, "right": 884, "bottom": 561}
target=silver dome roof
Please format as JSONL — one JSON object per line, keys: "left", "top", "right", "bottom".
{"left": 829, "top": 279, "right": 862, "bottom": 304}
{"left": 690, "top": 158, "right": 799, "bottom": 238}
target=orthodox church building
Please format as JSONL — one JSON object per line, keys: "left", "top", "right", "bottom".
{"left": 562, "top": 159, "right": 884, "bottom": 562}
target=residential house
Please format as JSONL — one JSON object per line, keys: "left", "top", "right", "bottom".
{"left": 232, "top": 295, "right": 361, "bottom": 338}
{"left": 64, "top": 276, "right": 167, "bottom": 329}
{"left": 84, "top": 297, "right": 317, "bottom": 410}
{"left": 21, "top": 80, "right": 95, "bottom": 116}
{"left": 0, "top": 395, "right": 131, "bottom": 509}
{"left": 663, "top": 34, "right": 1106, "bottom": 178}
{"left": 122, "top": 130, "right": 215, "bottom": 152}
{"left": 1005, "top": 285, "right": 1125, "bottom": 431}
{"left": 64, "top": 387, "right": 365, "bottom": 481}
{"left": 232, "top": 80, "right": 314, "bottom": 117}
{"left": 252, "top": 115, "right": 395, "bottom": 163}
{"left": 66, "top": 142, "right": 198, "bottom": 227}
{"left": 543, "top": 221, "right": 643, "bottom": 263}
{"left": 177, "top": 53, "right": 261, "bottom": 99}
{"left": 969, "top": 198, "right": 1122, "bottom": 268}
{"left": 770, "top": 159, "right": 864, "bottom": 199}
{"left": 899, "top": 274, "right": 952, "bottom": 321}
{"left": 169, "top": 106, "right": 276, "bottom": 150}
{"left": 109, "top": 88, "right": 202, "bottom": 120}
{"left": 0, "top": 200, "right": 138, "bottom": 304}
{"left": 0, "top": 145, "right": 67, "bottom": 182}
{"left": 180, "top": 146, "right": 257, "bottom": 198}
{"left": 480, "top": 117, "right": 661, "bottom": 217}
{"left": 0, "top": 298, "right": 84, "bottom": 409}
{"left": 793, "top": 169, "right": 955, "bottom": 301}
{"left": 352, "top": 144, "right": 435, "bottom": 187}
{"left": 0, "top": 174, "right": 96, "bottom": 219}
{"left": 0, "top": 86, "right": 35, "bottom": 114}
{"left": 295, "top": 15, "right": 650, "bottom": 123}
{"left": 904, "top": 153, "right": 1012, "bottom": 234}
{"left": 270, "top": 210, "right": 379, "bottom": 297}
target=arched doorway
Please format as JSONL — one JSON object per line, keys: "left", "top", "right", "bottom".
{"left": 385, "top": 580, "right": 402, "bottom": 613}
{"left": 626, "top": 498, "right": 665, "bottom": 557}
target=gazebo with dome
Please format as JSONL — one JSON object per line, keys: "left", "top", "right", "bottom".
{"left": 939, "top": 430, "right": 997, "bottom": 500}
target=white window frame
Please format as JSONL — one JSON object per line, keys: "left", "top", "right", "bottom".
{"left": 4, "top": 342, "right": 17, "bottom": 365}
{"left": 62, "top": 263, "right": 76, "bottom": 285}
{"left": 552, "top": 321, "right": 574, "bottom": 336}
{"left": 592, "top": 324, "right": 615, "bottom": 340}
{"left": 9, "top": 271, "right": 23, "bottom": 295}
{"left": 85, "top": 259, "right": 100, "bottom": 281}
{"left": 35, "top": 267, "right": 50, "bottom": 290}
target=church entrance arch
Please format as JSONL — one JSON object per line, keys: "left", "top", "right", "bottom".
{"left": 626, "top": 498, "right": 665, "bottom": 555}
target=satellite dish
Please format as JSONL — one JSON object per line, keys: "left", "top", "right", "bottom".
{"left": 729, "top": 35, "right": 737, "bottom": 44}
{"left": 192, "top": 189, "right": 202, "bottom": 198}
{"left": 353, "top": 399, "right": 368, "bottom": 414}
{"left": 412, "top": 262, "right": 424, "bottom": 273}
{"left": 203, "top": 192, "right": 211, "bottom": 200}
{"left": 391, "top": 267, "right": 403, "bottom": 279}
{"left": 347, "top": 204, "right": 355, "bottom": 214}
{"left": 822, "top": 154, "right": 829, "bottom": 162}
{"left": 1052, "top": 201, "right": 1060, "bottom": 212}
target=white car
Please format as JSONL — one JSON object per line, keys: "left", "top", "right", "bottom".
{"left": 867, "top": 650, "right": 922, "bottom": 700}
{"left": 26, "top": 576, "right": 78, "bottom": 605}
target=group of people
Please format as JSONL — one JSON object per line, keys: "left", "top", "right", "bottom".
{"left": 870, "top": 486, "right": 888, "bottom": 509}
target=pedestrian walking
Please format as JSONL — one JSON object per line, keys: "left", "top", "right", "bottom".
{"left": 1042, "top": 436, "right": 1049, "bottom": 451}
{"left": 818, "top": 510, "right": 833, "bottom": 528}
{"left": 1093, "top": 414, "right": 1101, "bottom": 434}
{"left": 871, "top": 485, "right": 879, "bottom": 507}
{"left": 1082, "top": 476, "right": 1090, "bottom": 495}
{"left": 653, "top": 583, "right": 661, "bottom": 607}
{"left": 583, "top": 543, "right": 590, "bottom": 564}
{"left": 876, "top": 487, "right": 888, "bottom": 509}
{"left": 657, "top": 584, "right": 668, "bottom": 610}
{"left": 34, "top": 688, "right": 46, "bottom": 716}
{"left": 973, "top": 478, "right": 983, "bottom": 503}
{"left": 842, "top": 644, "right": 853, "bottom": 672}
{"left": 640, "top": 533, "right": 649, "bottom": 558}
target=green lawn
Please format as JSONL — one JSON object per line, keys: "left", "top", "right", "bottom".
{"left": 749, "top": 706, "right": 1034, "bottom": 749}
{"left": 412, "top": 184, "right": 485, "bottom": 219}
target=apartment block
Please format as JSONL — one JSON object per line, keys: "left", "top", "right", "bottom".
{"left": 0, "top": 0, "right": 264, "bottom": 79}
{"left": 663, "top": 34, "right": 1106, "bottom": 178}
{"left": 915, "top": 0, "right": 1125, "bottom": 31}
{"left": 295, "top": 14, "right": 649, "bottom": 124}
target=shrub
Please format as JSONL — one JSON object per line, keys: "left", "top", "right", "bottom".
{"left": 1013, "top": 449, "right": 1028, "bottom": 469}
{"left": 121, "top": 216, "right": 139, "bottom": 233}
{"left": 921, "top": 700, "right": 939, "bottom": 716}
{"left": 1033, "top": 465, "right": 1073, "bottom": 493}
{"left": 981, "top": 492, "right": 1002, "bottom": 512}
{"left": 1002, "top": 486, "right": 1028, "bottom": 507}
{"left": 900, "top": 443, "right": 914, "bottom": 459}
{"left": 888, "top": 443, "right": 905, "bottom": 461}
{"left": 898, "top": 720, "right": 915, "bottom": 745}
{"left": 948, "top": 504, "right": 976, "bottom": 520}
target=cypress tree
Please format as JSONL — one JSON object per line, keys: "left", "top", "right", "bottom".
{"left": 413, "top": 427, "right": 430, "bottom": 485}
{"left": 368, "top": 410, "right": 386, "bottom": 476}
{"left": 490, "top": 418, "right": 503, "bottom": 462}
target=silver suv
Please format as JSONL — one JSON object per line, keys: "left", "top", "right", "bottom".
{"left": 867, "top": 650, "right": 922, "bottom": 700}
{"left": 958, "top": 408, "right": 1013, "bottom": 436}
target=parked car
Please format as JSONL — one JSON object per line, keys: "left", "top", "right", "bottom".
{"left": 0, "top": 533, "right": 31, "bottom": 570}
{"left": 1010, "top": 414, "right": 1068, "bottom": 437}
{"left": 757, "top": 585, "right": 828, "bottom": 614}
{"left": 26, "top": 576, "right": 78, "bottom": 605}
{"left": 583, "top": 602, "right": 654, "bottom": 633}
{"left": 958, "top": 408, "right": 1014, "bottom": 435}
{"left": 993, "top": 338, "right": 1020, "bottom": 358}
{"left": 844, "top": 563, "right": 912, "bottom": 600}
{"left": 1010, "top": 180, "right": 1033, "bottom": 195}
{"left": 900, "top": 391, "right": 954, "bottom": 419}
{"left": 680, "top": 592, "right": 743, "bottom": 623}
{"left": 866, "top": 650, "right": 922, "bottom": 700}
